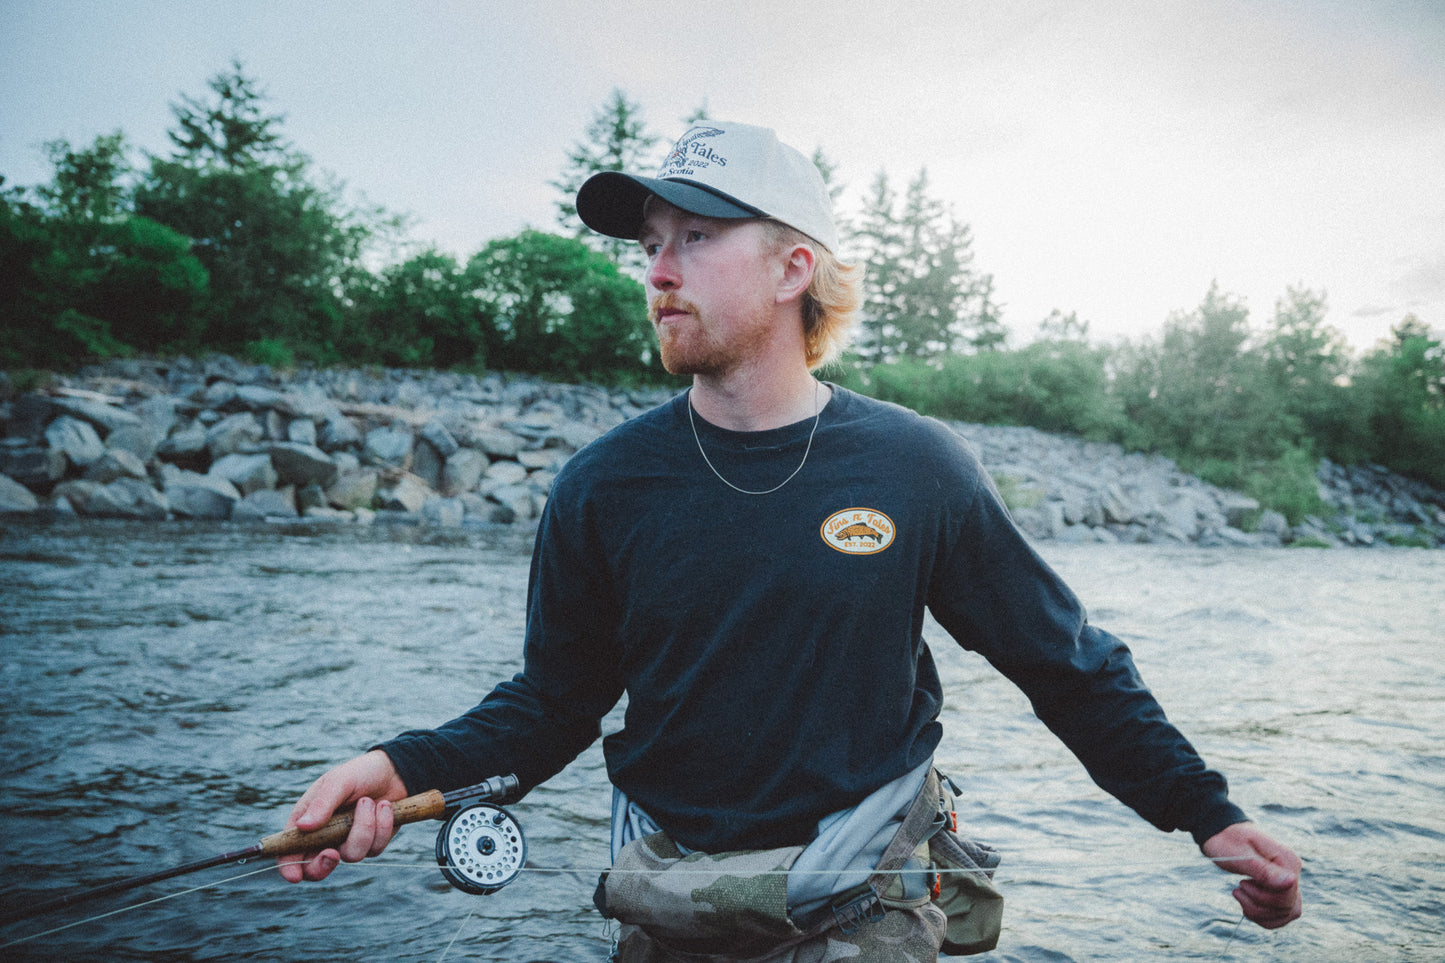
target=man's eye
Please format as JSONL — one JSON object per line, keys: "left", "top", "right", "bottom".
{"left": 686, "top": 231, "right": 706, "bottom": 243}
{"left": 642, "top": 243, "right": 660, "bottom": 257}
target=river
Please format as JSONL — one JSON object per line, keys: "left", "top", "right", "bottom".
{"left": 0, "top": 518, "right": 1441, "bottom": 961}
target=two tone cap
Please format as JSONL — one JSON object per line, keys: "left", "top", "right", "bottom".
{"left": 576, "top": 121, "right": 838, "bottom": 252}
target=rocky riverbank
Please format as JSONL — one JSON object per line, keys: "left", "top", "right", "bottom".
{"left": 2, "top": 356, "right": 1441, "bottom": 548}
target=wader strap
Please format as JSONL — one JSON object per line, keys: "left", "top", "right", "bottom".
{"left": 865, "top": 768, "right": 941, "bottom": 898}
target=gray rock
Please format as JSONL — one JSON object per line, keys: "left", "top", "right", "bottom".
{"left": 163, "top": 469, "right": 242, "bottom": 520}
{"left": 517, "top": 449, "right": 563, "bottom": 471}
{"left": 484, "top": 460, "right": 529, "bottom": 486}
{"left": 363, "top": 428, "right": 414, "bottom": 468}
{"left": 83, "top": 449, "right": 149, "bottom": 484}
{"left": 135, "top": 395, "right": 178, "bottom": 440}
{"left": 287, "top": 418, "right": 317, "bottom": 447}
{"left": 45, "top": 416, "right": 106, "bottom": 468}
{"left": 206, "top": 412, "right": 264, "bottom": 459}
{"left": 210, "top": 452, "right": 279, "bottom": 495}
{"left": 1256, "top": 510, "right": 1290, "bottom": 537}
{"left": 380, "top": 473, "right": 431, "bottom": 513}
{"left": 0, "top": 444, "right": 66, "bottom": 487}
{"left": 443, "top": 449, "right": 489, "bottom": 494}
{"left": 1219, "top": 493, "right": 1261, "bottom": 529}
{"left": 104, "top": 424, "right": 159, "bottom": 464}
{"left": 460, "top": 425, "right": 525, "bottom": 460}
{"left": 269, "top": 442, "right": 338, "bottom": 488}
{"left": 203, "top": 380, "right": 238, "bottom": 408}
{"left": 319, "top": 415, "right": 363, "bottom": 451}
{"left": 296, "top": 482, "right": 328, "bottom": 513}
{"left": 48, "top": 396, "right": 142, "bottom": 435}
{"left": 326, "top": 468, "right": 379, "bottom": 510}
{"left": 422, "top": 496, "right": 465, "bottom": 527}
{"left": 50, "top": 479, "right": 103, "bottom": 512}
{"left": 232, "top": 486, "right": 298, "bottom": 522}
{"left": 83, "top": 478, "right": 169, "bottom": 520}
{"left": 234, "top": 384, "right": 290, "bottom": 411}
{"left": 0, "top": 473, "right": 40, "bottom": 513}
{"left": 155, "top": 426, "right": 209, "bottom": 470}
{"left": 490, "top": 483, "right": 535, "bottom": 521}
{"left": 419, "top": 421, "right": 460, "bottom": 458}
{"left": 411, "top": 439, "right": 446, "bottom": 491}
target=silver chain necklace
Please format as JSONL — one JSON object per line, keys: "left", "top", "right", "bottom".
{"left": 687, "top": 381, "right": 823, "bottom": 496}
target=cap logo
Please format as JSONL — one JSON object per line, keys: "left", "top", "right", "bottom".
{"left": 821, "top": 508, "right": 896, "bottom": 555}
{"left": 660, "top": 126, "right": 726, "bottom": 179}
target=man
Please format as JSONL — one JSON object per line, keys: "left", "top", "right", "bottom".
{"left": 280, "top": 121, "right": 1302, "bottom": 959}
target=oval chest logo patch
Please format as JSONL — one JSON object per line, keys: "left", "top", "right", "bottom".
{"left": 821, "top": 508, "right": 896, "bottom": 555}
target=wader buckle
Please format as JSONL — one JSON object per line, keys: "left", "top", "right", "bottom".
{"left": 831, "top": 884, "right": 885, "bottom": 934}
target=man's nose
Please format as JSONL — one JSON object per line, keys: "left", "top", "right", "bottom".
{"left": 646, "top": 244, "right": 679, "bottom": 291}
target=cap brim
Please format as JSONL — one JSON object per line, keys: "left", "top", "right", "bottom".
{"left": 576, "top": 172, "right": 764, "bottom": 240}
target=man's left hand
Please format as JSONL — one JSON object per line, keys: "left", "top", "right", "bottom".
{"left": 1201, "top": 822, "right": 1303, "bottom": 929}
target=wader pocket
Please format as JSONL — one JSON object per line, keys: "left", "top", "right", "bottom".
{"left": 596, "top": 831, "right": 808, "bottom": 959}
{"left": 928, "top": 777, "right": 1004, "bottom": 955}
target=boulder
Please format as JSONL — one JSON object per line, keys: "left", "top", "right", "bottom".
{"left": 50, "top": 479, "right": 104, "bottom": 512}
{"left": 135, "top": 395, "right": 178, "bottom": 441}
{"left": 163, "top": 468, "right": 242, "bottom": 520}
{"left": 0, "top": 444, "right": 66, "bottom": 488}
{"left": 83, "top": 478, "right": 169, "bottom": 520}
{"left": 411, "top": 439, "right": 446, "bottom": 491}
{"left": 48, "top": 395, "right": 141, "bottom": 435}
{"left": 419, "top": 421, "right": 460, "bottom": 458}
{"left": 0, "top": 473, "right": 40, "bottom": 513}
{"left": 83, "top": 449, "right": 149, "bottom": 484}
{"left": 155, "top": 426, "right": 210, "bottom": 470}
{"left": 269, "top": 442, "right": 338, "bottom": 488}
{"left": 1219, "top": 493, "right": 1261, "bottom": 529}
{"left": 363, "top": 428, "right": 414, "bottom": 469}
{"left": 45, "top": 416, "right": 106, "bottom": 469}
{"left": 318, "top": 415, "right": 363, "bottom": 451}
{"left": 484, "top": 460, "right": 529, "bottom": 486}
{"left": 380, "top": 473, "right": 431, "bottom": 513}
{"left": 287, "top": 418, "right": 317, "bottom": 447}
{"left": 210, "top": 452, "right": 279, "bottom": 495}
{"left": 422, "top": 496, "right": 465, "bottom": 528}
{"left": 206, "top": 412, "right": 264, "bottom": 459}
{"left": 443, "top": 449, "right": 489, "bottom": 494}
{"left": 326, "top": 468, "right": 379, "bottom": 511}
{"left": 104, "top": 424, "right": 159, "bottom": 464}
{"left": 231, "top": 487, "right": 299, "bottom": 522}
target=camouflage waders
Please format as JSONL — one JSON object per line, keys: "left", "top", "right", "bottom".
{"left": 598, "top": 771, "right": 1000, "bottom": 962}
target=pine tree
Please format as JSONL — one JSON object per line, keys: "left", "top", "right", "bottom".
{"left": 552, "top": 89, "right": 660, "bottom": 275}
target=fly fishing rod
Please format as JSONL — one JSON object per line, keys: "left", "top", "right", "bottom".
{"left": 0, "top": 773, "right": 523, "bottom": 928}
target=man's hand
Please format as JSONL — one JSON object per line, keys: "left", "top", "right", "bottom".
{"left": 277, "top": 749, "right": 409, "bottom": 883}
{"left": 1201, "top": 822, "right": 1303, "bottom": 929}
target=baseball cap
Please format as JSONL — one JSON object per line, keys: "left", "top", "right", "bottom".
{"left": 576, "top": 121, "right": 839, "bottom": 251}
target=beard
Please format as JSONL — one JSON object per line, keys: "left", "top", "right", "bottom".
{"left": 649, "top": 292, "right": 773, "bottom": 377}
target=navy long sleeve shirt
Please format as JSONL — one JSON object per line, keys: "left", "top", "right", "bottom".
{"left": 381, "top": 387, "right": 1245, "bottom": 852}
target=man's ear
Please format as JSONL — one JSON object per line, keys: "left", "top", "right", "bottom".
{"left": 775, "top": 243, "right": 816, "bottom": 306}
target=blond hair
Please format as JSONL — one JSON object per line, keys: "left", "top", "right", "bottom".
{"left": 763, "top": 221, "right": 863, "bottom": 370}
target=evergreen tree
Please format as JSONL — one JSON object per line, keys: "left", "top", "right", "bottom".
{"left": 552, "top": 89, "right": 660, "bottom": 274}
{"left": 134, "top": 61, "right": 383, "bottom": 359}
{"left": 850, "top": 168, "right": 997, "bottom": 361}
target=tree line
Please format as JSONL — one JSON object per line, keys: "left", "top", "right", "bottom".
{"left": 3, "top": 66, "right": 1442, "bottom": 513}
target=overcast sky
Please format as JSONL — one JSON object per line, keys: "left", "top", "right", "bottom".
{"left": 3, "top": 0, "right": 1442, "bottom": 351}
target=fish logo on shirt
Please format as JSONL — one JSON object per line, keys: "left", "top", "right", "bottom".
{"left": 821, "top": 508, "right": 896, "bottom": 555}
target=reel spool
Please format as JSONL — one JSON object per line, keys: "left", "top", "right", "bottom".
{"left": 434, "top": 803, "right": 526, "bottom": 895}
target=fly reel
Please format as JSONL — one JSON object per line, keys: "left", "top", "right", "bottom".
{"left": 434, "top": 802, "right": 526, "bottom": 895}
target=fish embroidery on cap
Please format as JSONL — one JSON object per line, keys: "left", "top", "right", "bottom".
{"left": 660, "top": 126, "right": 726, "bottom": 178}
{"left": 821, "top": 508, "right": 896, "bottom": 555}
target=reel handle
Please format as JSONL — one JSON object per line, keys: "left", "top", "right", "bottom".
{"left": 259, "top": 789, "right": 447, "bottom": 857}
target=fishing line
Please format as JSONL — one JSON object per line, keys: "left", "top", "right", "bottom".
{"left": 434, "top": 908, "right": 476, "bottom": 963}
{"left": 0, "top": 862, "right": 279, "bottom": 951}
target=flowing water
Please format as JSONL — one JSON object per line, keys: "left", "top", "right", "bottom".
{"left": 0, "top": 517, "right": 1441, "bottom": 961}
